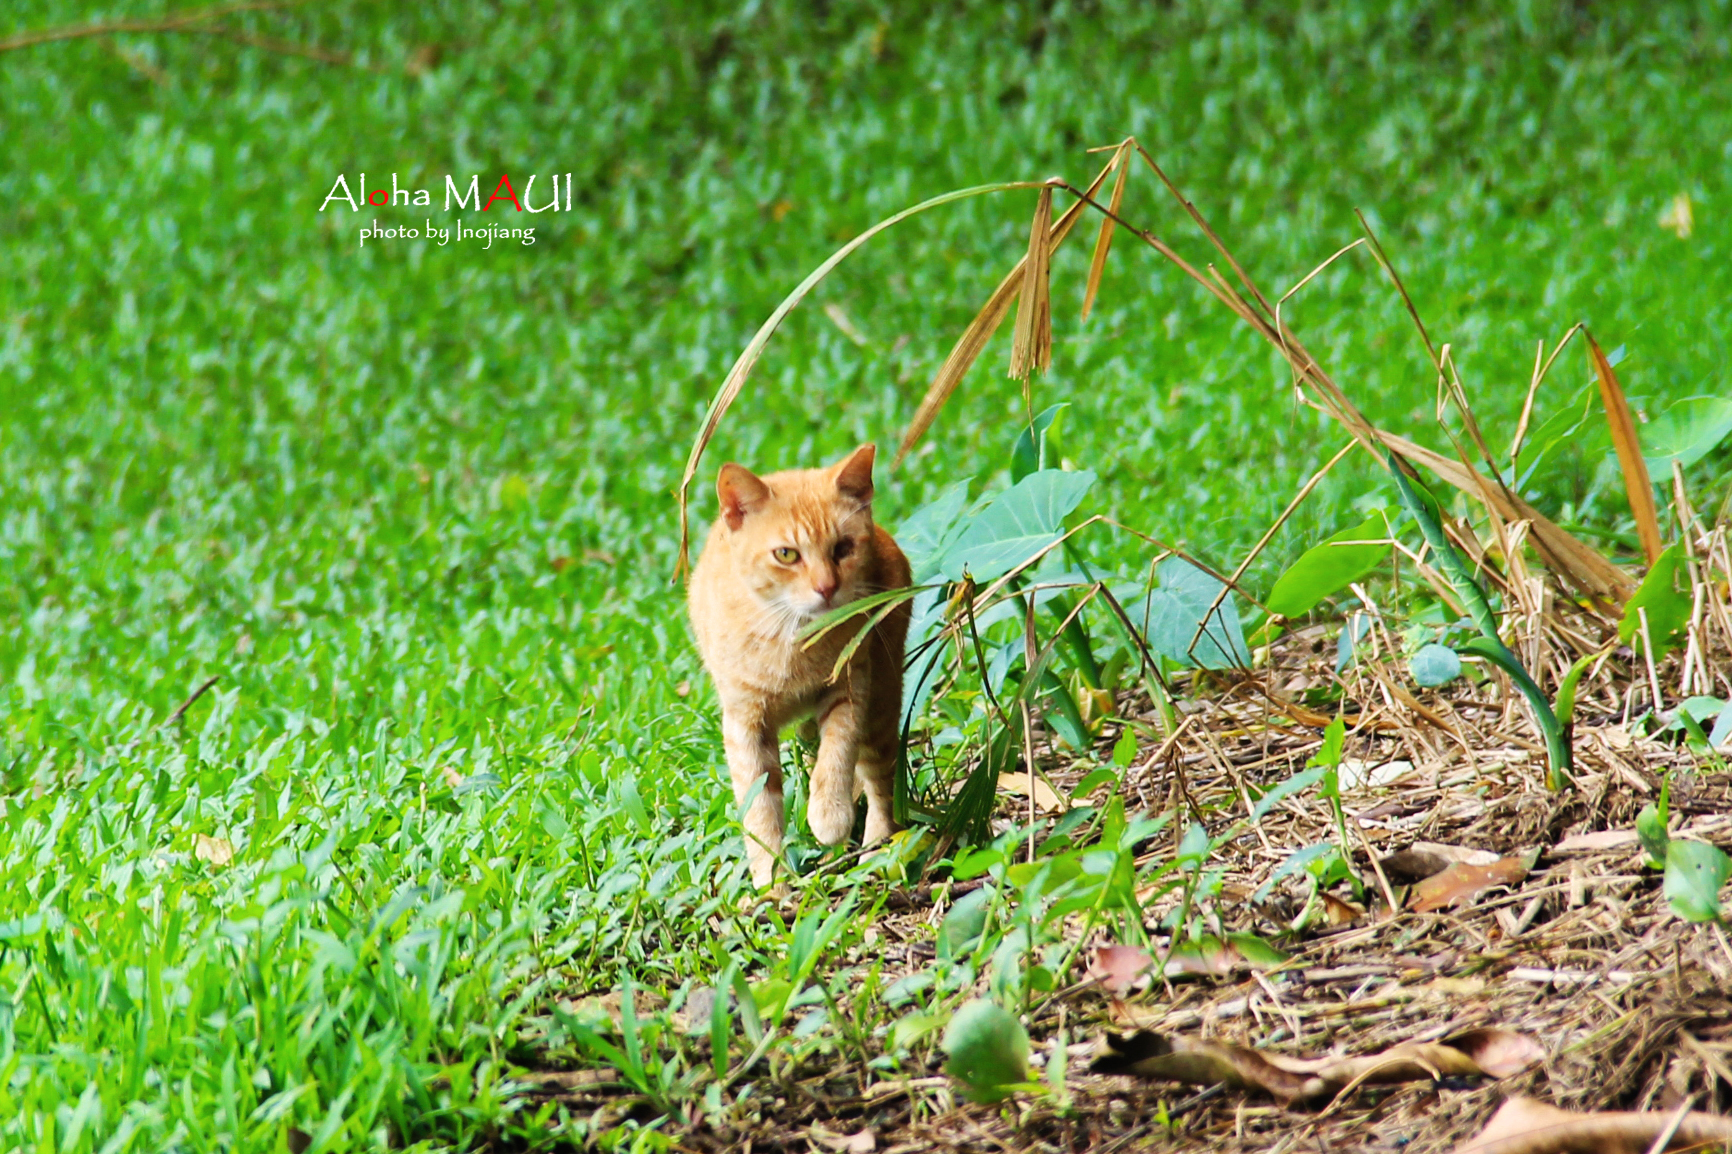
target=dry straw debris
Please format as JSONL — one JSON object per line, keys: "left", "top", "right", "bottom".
{"left": 656, "top": 137, "right": 1732, "bottom": 1152}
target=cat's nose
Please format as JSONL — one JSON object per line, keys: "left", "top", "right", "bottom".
{"left": 813, "top": 573, "right": 839, "bottom": 602}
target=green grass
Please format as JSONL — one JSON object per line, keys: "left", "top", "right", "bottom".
{"left": 1, "top": 0, "right": 1729, "bottom": 1148}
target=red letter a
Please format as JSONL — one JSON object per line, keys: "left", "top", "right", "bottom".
{"left": 485, "top": 173, "right": 523, "bottom": 212}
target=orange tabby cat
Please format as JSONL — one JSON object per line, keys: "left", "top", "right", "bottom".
{"left": 687, "top": 444, "right": 912, "bottom": 889}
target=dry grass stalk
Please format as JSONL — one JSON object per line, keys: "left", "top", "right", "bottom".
{"left": 675, "top": 178, "right": 1044, "bottom": 573}
{"left": 1008, "top": 183, "right": 1055, "bottom": 385}
{"left": 1187, "top": 439, "right": 1356, "bottom": 661}
{"left": 1379, "top": 432, "right": 1636, "bottom": 606}
{"left": 1081, "top": 140, "right": 1133, "bottom": 322}
{"left": 895, "top": 160, "right": 1116, "bottom": 466}
{"left": 1587, "top": 331, "right": 1663, "bottom": 565}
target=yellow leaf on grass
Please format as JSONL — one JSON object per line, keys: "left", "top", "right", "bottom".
{"left": 998, "top": 772, "right": 1066, "bottom": 813}
{"left": 1657, "top": 192, "right": 1694, "bottom": 239}
{"left": 194, "top": 834, "right": 234, "bottom": 867}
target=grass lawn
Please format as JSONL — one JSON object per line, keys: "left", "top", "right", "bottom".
{"left": 1, "top": 1, "right": 1729, "bottom": 1148}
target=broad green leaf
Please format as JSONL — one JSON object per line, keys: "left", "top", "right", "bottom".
{"left": 1664, "top": 839, "right": 1730, "bottom": 924}
{"left": 898, "top": 479, "right": 974, "bottom": 581}
{"left": 1176, "top": 822, "right": 1210, "bottom": 872}
{"left": 1011, "top": 404, "right": 1068, "bottom": 483}
{"left": 1311, "top": 715, "right": 1347, "bottom": 768}
{"left": 1136, "top": 557, "right": 1250, "bottom": 670}
{"left": 1409, "top": 642, "right": 1462, "bottom": 687}
{"left": 1641, "top": 395, "right": 1732, "bottom": 471}
{"left": 936, "top": 469, "right": 1096, "bottom": 582}
{"left": 1710, "top": 701, "right": 1732, "bottom": 751}
{"left": 943, "top": 999, "right": 1031, "bottom": 1103}
{"left": 1224, "top": 932, "right": 1291, "bottom": 968}
{"left": 1513, "top": 377, "right": 1602, "bottom": 490}
{"left": 1636, "top": 803, "right": 1669, "bottom": 868}
{"left": 1252, "top": 841, "right": 1337, "bottom": 901}
{"left": 1264, "top": 515, "right": 1389, "bottom": 619}
{"left": 1618, "top": 544, "right": 1690, "bottom": 654}
{"left": 890, "top": 1011, "right": 947, "bottom": 1052}
{"left": 1335, "top": 612, "right": 1370, "bottom": 672}
{"left": 1111, "top": 728, "right": 1138, "bottom": 768}
{"left": 937, "top": 885, "right": 995, "bottom": 959}
{"left": 1554, "top": 650, "right": 1601, "bottom": 725}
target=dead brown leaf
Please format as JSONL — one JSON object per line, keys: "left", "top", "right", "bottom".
{"left": 1087, "top": 944, "right": 1156, "bottom": 996}
{"left": 998, "top": 771, "right": 1066, "bottom": 814}
{"left": 809, "top": 1125, "right": 877, "bottom": 1153}
{"left": 1383, "top": 841, "right": 1501, "bottom": 884}
{"left": 1454, "top": 1096, "right": 1732, "bottom": 1154}
{"left": 1587, "top": 332, "right": 1662, "bottom": 566}
{"left": 1409, "top": 856, "right": 1531, "bottom": 912}
{"left": 1092, "top": 1027, "right": 1542, "bottom": 1104}
{"left": 1317, "top": 893, "right": 1363, "bottom": 927}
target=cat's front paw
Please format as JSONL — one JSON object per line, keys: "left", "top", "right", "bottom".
{"left": 807, "top": 797, "right": 855, "bottom": 846}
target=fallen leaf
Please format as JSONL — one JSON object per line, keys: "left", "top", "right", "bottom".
{"left": 439, "top": 765, "right": 464, "bottom": 789}
{"left": 998, "top": 771, "right": 1066, "bottom": 813}
{"left": 1087, "top": 944, "right": 1156, "bottom": 996}
{"left": 1337, "top": 758, "right": 1416, "bottom": 790}
{"left": 1092, "top": 1027, "right": 1542, "bottom": 1104}
{"left": 1383, "top": 841, "right": 1502, "bottom": 883}
{"left": 808, "top": 1125, "right": 877, "bottom": 1153}
{"left": 1317, "top": 893, "right": 1363, "bottom": 927}
{"left": 1445, "top": 1028, "right": 1548, "bottom": 1077}
{"left": 1658, "top": 192, "right": 1694, "bottom": 239}
{"left": 1410, "top": 856, "right": 1531, "bottom": 912}
{"left": 1455, "top": 1095, "right": 1732, "bottom": 1154}
{"left": 194, "top": 834, "right": 234, "bottom": 867}
{"left": 1552, "top": 829, "right": 1639, "bottom": 853}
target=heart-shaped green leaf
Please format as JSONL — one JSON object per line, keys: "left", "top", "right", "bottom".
{"left": 942, "top": 999, "right": 1031, "bottom": 1103}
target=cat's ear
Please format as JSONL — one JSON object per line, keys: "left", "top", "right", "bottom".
{"left": 833, "top": 443, "right": 876, "bottom": 503}
{"left": 717, "top": 463, "right": 770, "bottom": 530}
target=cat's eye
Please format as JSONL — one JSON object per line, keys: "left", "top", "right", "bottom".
{"left": 772, "top": 546, "right": 800, "bottom": 564}
{"left": 833, "top": 539, "right": 855, "bottom": 562}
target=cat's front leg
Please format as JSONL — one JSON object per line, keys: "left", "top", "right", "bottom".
{"left": 807, "top": 689, "right": 861, "bottom": 846}
{"left": 722, "top": 706, "right": 784, "bottom": 889}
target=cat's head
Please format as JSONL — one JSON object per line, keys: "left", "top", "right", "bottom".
{"left": 714, "top": 444, "right": 878, "bottom": 622}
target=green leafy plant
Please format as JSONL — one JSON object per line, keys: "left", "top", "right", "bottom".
{"left": 1386, "top": 452, "right": 1573, "bottom": 788}
{"left": 1665, "top": 840, "right": 1732, "bottom": 925}
{"left": 1264, "top": 514, "right": 1390, "bottom": 621}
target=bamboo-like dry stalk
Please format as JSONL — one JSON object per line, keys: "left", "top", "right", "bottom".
{"left": 1587, "top": 331, "right": 1663, "bottom": 565}
{"left": 1008, "top": 184, "right": 1055, "bottom": 385}
{"left": 1081, "top": 140, "right": 1133, "bottom": 322}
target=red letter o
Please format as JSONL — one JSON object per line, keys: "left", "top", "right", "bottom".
{"left": 369, "top": 189, "right": 388, "bottom": 206}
